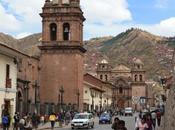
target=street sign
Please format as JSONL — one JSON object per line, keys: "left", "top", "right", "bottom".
{"left": 132, "top": 96, "right": 140, "bottom": 104}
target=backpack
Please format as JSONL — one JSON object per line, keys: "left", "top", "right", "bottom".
{"left": 2, "top": 116, "right": 9, "bottom": 124}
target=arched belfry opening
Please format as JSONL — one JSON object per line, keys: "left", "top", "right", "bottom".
{"left": 50, "top": 23, "right": 57, "bottom": 41}
{"left": 63, "top": 23, "right": 70, "bottom": 41}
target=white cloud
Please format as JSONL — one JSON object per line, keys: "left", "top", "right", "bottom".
{"left": 84, "top": 17, "right": 175, "bottom": 39}
{"left": 81, "top": 0, "right": 132, "bottom": 25}
{"left": 141, "top": 17, "right": 175, "bottom": 37}
{"left": 0, "top": 4, "right": 21, "bottom": 32}
{"left": 155, "top": 0, "right": 169, "bottom": 8}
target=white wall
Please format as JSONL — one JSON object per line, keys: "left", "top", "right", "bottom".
{"left": 0, "top": 54, "right": 17, "bottom": 123}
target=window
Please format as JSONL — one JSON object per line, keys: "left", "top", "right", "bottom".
{"left": 6, "top": 64, "right": 11, "bottom": 88}
{"left": 85, "top": 90, "right": 87, "bottom": 94}
{"left": 63, "top": 23, "right": 70, "bottom": 41}
{"left": 50, "top": 23, "right": 57, "bottom": 41}
{"left": 139, "top": 75, "right": 143, "bottom": 81}
{"left": 100, "top": 75, "right": 103, "bottom": 80}
{"left": 105, "top": 75, "right": 108, "bottom": 81}
{"left": 119, "top": 87, "right": 123, "bottom": 94}
{"left": 134, "top": 75, "right": 137, "bottom": 82}
{"left": 6, "top": 64, "right": 10, "bottom": 79}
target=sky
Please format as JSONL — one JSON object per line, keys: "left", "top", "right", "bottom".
{"left": 0, "top": 0, "right": 175, "bottom": 40}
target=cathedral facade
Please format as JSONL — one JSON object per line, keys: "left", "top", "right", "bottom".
{"left": 97, "top": 59, "right": 147, "bottom": 111}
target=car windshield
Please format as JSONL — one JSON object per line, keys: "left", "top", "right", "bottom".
{"left": 74, "top": 114, "right": 89, "bottom": 119}
{"left": 125, "top": 108, "right": 132, "bottom": 111}
{"left": 100, "top": 113, "right": 110, "bottom": 118}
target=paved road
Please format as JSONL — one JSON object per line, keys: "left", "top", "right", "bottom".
{"left": 52, "top": 116, "right": 135, "bottom": 130}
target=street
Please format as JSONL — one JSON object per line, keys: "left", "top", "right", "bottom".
{"left": 51, "top": 116, "right": 135, "bottom": 130}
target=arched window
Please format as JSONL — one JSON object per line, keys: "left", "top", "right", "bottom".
{"left": 100, "top": 75, "right": 103, "bottom": 80}
{"left": 63, "top": 23, "right": 70, "bottom": 41}
{"left": 119, "top": 87, "right": 123, "bottom": 94}
{"left": 50, "top": 23, "right": 57, "bottom": 41}
{"left": 139, "top": 75, "right": 143, "bottom": 81}
{"left": 134, "top": 75, "right": 137, "bottom": 82}
{"left": 105, "top": 75, "right": 108, "bottom": 81}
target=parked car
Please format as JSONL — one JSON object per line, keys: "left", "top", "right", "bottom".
{"left": 124, "top": 107, "right": 133, "bottom": 116}
{"left": 71, "top": 113, "right": 94, "bottom": 129}
{"left": 99, "top": 113, "right": 112, "bottom": 124}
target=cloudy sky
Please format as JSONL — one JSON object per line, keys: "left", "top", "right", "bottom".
{"left": 0, "top": 0, "right": 175, "bottom": 40}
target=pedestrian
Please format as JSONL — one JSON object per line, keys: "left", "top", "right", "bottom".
{"left": 118, "top": 120, "right": 127, "bottom": 130}
{"left": 24, "top": 117, "right": 32, "bottom": 130}
{"left": 49, "top": 113, "right": 56, "bottom": 130}
{"left": 31, "top": 113, "right": 39, "bottom": 129}
{"left": 137, "top": 118, "right": 148, "bottom": 130}
{"left": 135, "top": 114, "right": 141, "bottom": 130}
{"left": 156, "top": 111, "right": 161, "bottom": 127}
{"left": 111, "top": 117, "right": 120, "bottom": 130}
{"left": 2, "top": 114, "right": 9, "bottom": 130}
{"left": 146, "top": 115, "right": 153, "bottom": 130}
{"left": 151, "top": 111, "right": 156, "bottom": 129}
{"left": 13, "top": 112, "right": 20, "bottom": 130}
{"left": 19, "top": 116, "right": 26, "bottom": 130}
{"left": 40, "top": 115, "right": 45, "bottom": 125}
{"left": 65, "top": 111, "right": 71, "bottom": 125}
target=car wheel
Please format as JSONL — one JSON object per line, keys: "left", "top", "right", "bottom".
{"left": 71, "top": 127, "right": 74, "bottom": 129}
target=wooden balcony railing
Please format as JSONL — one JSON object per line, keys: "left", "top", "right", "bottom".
{"left": 6, "top": 78, "right": 12, "bottom": 88}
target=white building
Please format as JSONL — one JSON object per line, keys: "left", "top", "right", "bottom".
{"left": 0, "top": 43, "right": 25, "bottom": 123}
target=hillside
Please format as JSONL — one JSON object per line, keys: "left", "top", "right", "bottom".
{"left": 0, "top": 28, "right": 175, "bottom": 80}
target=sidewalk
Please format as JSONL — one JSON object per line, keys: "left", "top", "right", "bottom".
{"left": 7, "top": 122, "right": 70, "bottom": 130}
{"left": 38, "top": 122, "right": 70, "bottom": 130}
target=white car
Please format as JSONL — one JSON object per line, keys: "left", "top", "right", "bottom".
{"left": 124, "top": 107, "right": 133, "bottom": 116}
{"left": 71, "top": 113, "right": 94, "bottom": 129}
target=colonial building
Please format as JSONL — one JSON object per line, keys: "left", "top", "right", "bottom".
{"left": 0, "top": 43, "right": 25, "bottom": 122}
{"left": 39, "top": 0, "right": 86, "bottom": 114}
{"left": 97, "top": 59, "right": 147, "bottom": 111}
{"left": 83, "top": 73, "right": 113, "bottom": 112}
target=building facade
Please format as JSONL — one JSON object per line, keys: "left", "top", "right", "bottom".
{"left": 39, "top": 0, "right": 86, "bottom": 114}
{"left": 97, "top": 59, "right": 147, "bottom": 111}
{"left": 0, "top": 43, "right": 24, "bottom": 123}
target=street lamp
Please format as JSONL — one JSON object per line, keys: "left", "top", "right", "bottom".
{"left": 59, "top": 86, "right": 64, "bottom": 112}
{"left": 34, "top": 80, "right": 39, "bottom": 114}
{"left": 76, "top": 89, "right": 80, "bottom": 111}
{"left": 90, "top": 89, "right": 94, "bottom": 111}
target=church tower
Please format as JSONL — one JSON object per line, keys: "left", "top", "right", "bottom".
{"left": 131, "top": 58, "right": 147, "bottom": 110}
{"left": 39, "top": 0, "right": 86, "bottom": 113}
{"left": 97, "top": 59, "right": 111, "bottom": 82}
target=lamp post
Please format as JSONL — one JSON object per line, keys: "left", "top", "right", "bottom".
{"left": 76, "top": 89, "right": 80, "bottom": 111}
{"left": 59, "top": 86, "right": 64, "bottom": 112}
{"left": 90, "top": 89, "right": 94, "bottom": 111}
{"left": 34, "top": 80, "right": 39, "bottom": 114}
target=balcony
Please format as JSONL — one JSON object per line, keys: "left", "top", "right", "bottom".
{"left": 6, "top": 78, "right": 12, "bottom": 88}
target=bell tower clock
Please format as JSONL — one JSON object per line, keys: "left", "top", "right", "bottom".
{"left": 39, "top": 0, "right": 86, "bottom": 112}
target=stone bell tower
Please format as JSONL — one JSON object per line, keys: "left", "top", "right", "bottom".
{"left": 39, "top": 0, "right": 86, "bottom": 113}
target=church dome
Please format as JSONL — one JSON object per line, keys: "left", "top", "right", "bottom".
{"left": 100, "top": 59, "right": 108, "bottom": 64}
{"left": 133, "top": 58, "right": 144, "bottom": 65}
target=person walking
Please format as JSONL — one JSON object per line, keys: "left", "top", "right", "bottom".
{"left": 137, "top": 118, "right": 148, "bottom": 130}
{"left": 151, "top": 111, "right": 156, "bottom": 129}
{"left": 118, "top": 120, "right": 127, "bottom": 130}
{"left": 146, "top": 115, "right": 153, "bottom": 130}
{"left": 111, "top": 117, "right": 120, "bottom": 130}
{"left": 13, "top": 112, "right": 20, "bottom": 130}
{"left": 156, "top": 111, "right": 161, "bottom": 127}
{"left": 49, "top": 113, "right": 56, "bottom": 130}
{"left": 2, "top": 114, "right": 9, "bottom": 130}
{"left": 31, "top": 113, "right": 39, "bottom": 129}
